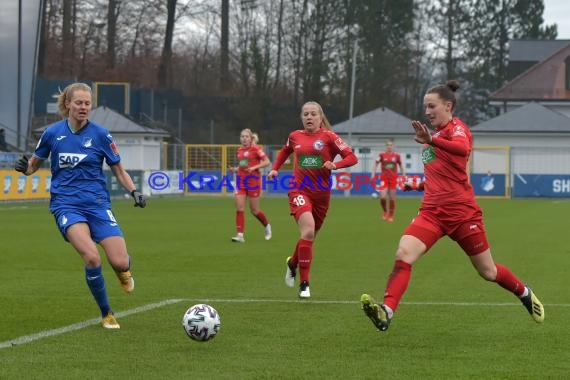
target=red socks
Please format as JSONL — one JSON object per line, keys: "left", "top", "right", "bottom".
{"left": 236, "top": 211, "right": 244, "bottom": 233}
{"left": 254, "top": 211, "right": 269, "bottom": 226}
{"left": 289, "top": 241, "right": 300, "bottom": 267}
{"left": 383, "top": 260, "right": 412, "bottom": 312}
{"left": 297, "top": 239, "right": 313, "bottom": 283}
{"left": 380, "top": 261, "right": 524, "bottom": 314}
{"left": 380, "top": 199, "right": 387, "bottom": 212}
{"left": 495, "top": 263, "right": 525, "bottom": 296}
{"left": 237, "top": 211, "right": 269, "bottom": 233}
{"left": 389, "top": 200, "right": 395, "bottom": 216}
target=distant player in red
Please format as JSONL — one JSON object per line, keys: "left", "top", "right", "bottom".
{"left": 371, "top": 139, "right": 405, "bottom": 222}
{"left": 361, "top": 80, "right": 544, "bottom": 331}
{"left": 268, "top": 101, "right": 358, "bottom": 298}
{"left": 229, "top": 128, "right": 271, "bottom": 243}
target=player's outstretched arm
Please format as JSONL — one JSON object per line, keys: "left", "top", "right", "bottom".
{"left": 111, "top": 162, "right": 147, "bottom": 207}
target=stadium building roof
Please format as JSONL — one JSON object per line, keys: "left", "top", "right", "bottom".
{"left": 491, "top": 41, "right": 570, "bottom": 101}
{"left": 472, "top": 102, "right": 570, "bottom": 133}
{"left": 332, "top": 106, "right": 412, "bottom": 135}
{"left": 34, "top": 106, "right": 170, "bottom": 137}
{"left": 508, "top": 39, "right": 570, "bottom": 62}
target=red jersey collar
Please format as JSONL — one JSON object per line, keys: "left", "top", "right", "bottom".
{"left": 435, "top": 117, "right": 458, "bottom": 132}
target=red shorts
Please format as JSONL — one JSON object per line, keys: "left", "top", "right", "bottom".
{"left": 404, "top": 202, "right": 489, "bottom": 256}
{"left": 288, "top": 190, "right": 330, "bottom": 232}
{"left": 381, "top": 177, "right": 401, "bottom": 191}
{"left": 235, "top": 176, "right": 261, "bottom": 198}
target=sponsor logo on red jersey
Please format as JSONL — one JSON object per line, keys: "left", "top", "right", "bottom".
{"left": 334, "top": 138, "right": 348, "bottom": 150}
{"left": 453, "top": 126, "right": 466, "bottom": 137}
{"left": 422, "top": 146, "right": 436, "bottom": 164}
{"left": 299, "top": 155, "right": 322, "bottom": 168}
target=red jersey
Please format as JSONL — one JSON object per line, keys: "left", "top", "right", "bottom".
{"left": 275, "top": 128, "right": 355, "bottom": 193}
{"left": 236, "top": 145, "right": 267, "bottom": 177}
{"left": 376, "top": 151, "right": 402, "bottom": 178}
{"left": 422, "top": 117, "right": 475, "bottom": 206}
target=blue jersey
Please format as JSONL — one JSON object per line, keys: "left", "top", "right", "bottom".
{"left": 34, "top": 119, "right": 121, "bottom": 210}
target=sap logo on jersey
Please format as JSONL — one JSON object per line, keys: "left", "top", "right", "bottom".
{"left": 59, "top": 153, "right": 87, "bottom": 168}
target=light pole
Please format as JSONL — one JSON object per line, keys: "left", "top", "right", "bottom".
{"left": 345, "top": 40, "right": 358, "bottom": 198}
{"left": 348, "top": 40, "right": 358, "bottom": 146}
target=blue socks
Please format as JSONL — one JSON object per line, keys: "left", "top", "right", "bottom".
{"left": 85, "top": 266, "right": 111, "bottom": 317}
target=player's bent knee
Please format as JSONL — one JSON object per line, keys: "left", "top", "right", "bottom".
{"left": 83, "top": 255, "right": 102, "bottom": 268}
{"left": 394, "top": 245, "right": 418, "bottom": 264}
{"left": 476, "top": 266, "right": 497, "bottom": 281}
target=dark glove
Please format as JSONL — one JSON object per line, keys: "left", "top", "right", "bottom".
{"left": 15, "top": 155, "right": 29, "bottom": 173}
{"left": 131, "top": 190, "right": 147, "bottom": 208}
{"left": 403, "top": 182, "right": 414, "bottom": 191}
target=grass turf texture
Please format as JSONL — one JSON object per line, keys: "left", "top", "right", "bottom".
{"left": 0, "top": 196, "right": 569, "bottom": 379}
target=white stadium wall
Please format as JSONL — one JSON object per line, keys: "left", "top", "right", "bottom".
{"left": 0, "top": 0, "right": 43, "bottom": 150}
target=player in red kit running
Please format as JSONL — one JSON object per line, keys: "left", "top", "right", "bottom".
{"left": 371, "top": 139, "right": 405, "bottom": 222}
{"left": 360, "top": 80, "right": 544, "bottom": 331}
{"left": 268, "top": 101, "right": 358, "bottom": 298}
{"left": 229, "top": 128, "right": 271, "bottom": 243}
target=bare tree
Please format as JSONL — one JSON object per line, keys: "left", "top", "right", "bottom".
{"left": 37, "top": 0, "right": 49, "bottom": 76}
{"left": 62, "top": 0, "right": 73, "bottom": 76}
{"left": 220, "top": 0, "right": 230, "bottom": 91}
{"left": 273, "top": 0, "right": 284, "bottom": 90}
{"left": 158, "top": 0, "right": 177, "bottom": 87}
{"left": 107, "top": 0, "right": 121, "bottom": 69}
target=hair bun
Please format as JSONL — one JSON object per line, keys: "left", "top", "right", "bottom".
{"left": 446, "top": 80, "right": 460, "bottom": 92}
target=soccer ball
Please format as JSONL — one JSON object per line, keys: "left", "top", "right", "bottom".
{"left": 182, "top": 304, "right": 221, "bottom": 342}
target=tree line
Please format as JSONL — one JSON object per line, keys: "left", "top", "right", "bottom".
{"left": 37, "top": 0, "right": 557, "bottom": 144}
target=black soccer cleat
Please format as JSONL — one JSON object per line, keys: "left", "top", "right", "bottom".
{"left": 520, "top": 286, "right": 545, "bottom": 323}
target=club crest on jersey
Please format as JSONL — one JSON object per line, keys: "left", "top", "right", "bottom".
{"left": 313, "top": 139, "right": 325, "bottom": 151}
{"left": 59, "top": 153, "right": 87, "bottom": 168}
{"left": 82, "top": 137, "right": 93, "bottom": 147}
{"left": 244, "top": 151, "right": 249, "bottom": 157}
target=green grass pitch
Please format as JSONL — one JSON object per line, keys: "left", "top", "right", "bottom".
{"left": 1, "top": 196, "right": 569, "bottom": 379}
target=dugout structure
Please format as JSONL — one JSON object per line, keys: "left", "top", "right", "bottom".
{"left": 470, "top": 146, "right": 510, "bottom": 198}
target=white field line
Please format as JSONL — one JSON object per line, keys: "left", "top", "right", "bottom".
{"left": 1, "top": 297, "right": 569, "bottom": 349}
{"left": 0, "top": 298, "right": 184, "bottom": 350}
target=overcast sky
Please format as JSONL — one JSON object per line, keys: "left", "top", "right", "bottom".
{"left": 543, "top": 0, "right": 570, "bottom": 39}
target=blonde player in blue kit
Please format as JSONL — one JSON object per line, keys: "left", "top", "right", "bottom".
{"left": 15, "top": 83, "right": 147, "bottom": 329}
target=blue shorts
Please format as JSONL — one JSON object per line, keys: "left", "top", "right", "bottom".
{"left": 52, "top": 207, "right": 124, "bottom": 243}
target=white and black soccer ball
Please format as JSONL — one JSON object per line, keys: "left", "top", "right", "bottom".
{"left": 182, "top": 304, "right": 221, "bottom": 342}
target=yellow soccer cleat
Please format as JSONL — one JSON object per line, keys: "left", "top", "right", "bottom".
{"left": 361, "top": 294, "right": 391, "bottom": 331}
{"left": 116, "top": 270, "right": 135, "bottom": 293}
{"left": 101, "top": 313, "right": 120, "bottom": 329}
